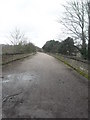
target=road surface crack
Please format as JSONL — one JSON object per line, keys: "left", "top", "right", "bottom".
{"left": 2, "top": 91, "right": 22, "bottom": 103}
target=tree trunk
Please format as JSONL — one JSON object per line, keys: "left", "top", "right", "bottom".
{"left": 88, "top": 15, "right": 90, "bottom": 61}
{"left": 88, "top": 2, "right": 90, "bottom": 61}
{"left": 81, "top": 33, "right": 86, "bottom": 59}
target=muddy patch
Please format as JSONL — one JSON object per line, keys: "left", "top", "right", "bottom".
{"left": 2, "top": 72, "right": 40, "bottom": 118}
{"left": 2, "top": 72, "right": 37, "bottom": 83}
{"left": 2, "top": 72, "right": 39, "bottom": 96}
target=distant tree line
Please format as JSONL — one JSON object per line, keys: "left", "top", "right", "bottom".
{"left": 42, "top": 37, "right": 88, "bottom": 59}
{"left": 2, "top": 42, "right": 36, "bottom": 55}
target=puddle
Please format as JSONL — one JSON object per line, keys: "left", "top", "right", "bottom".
{"left": 2, "top": 72, "right": 38, "bottom": 84}
{"left": 2, "top": 80, "right": 10, "bottom": 83}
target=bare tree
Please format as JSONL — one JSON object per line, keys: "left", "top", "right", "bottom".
{"left": 59, "top": 0, "right": 88, "bottom": 58}
{"left": 9, "top": 28, "right": 29, "bottom": 53}
{"left": 87, "top": 1, "right": 90, "bottom": 60}
{"left": 10, "top": 28, "right": 27, "bottom": 45}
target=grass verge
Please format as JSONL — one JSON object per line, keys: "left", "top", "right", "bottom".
{"left": 51, "top": 54, "right": 89, "bottom": 80}
{"left": 2, "top": 52, "right": 36, "bottom": 65}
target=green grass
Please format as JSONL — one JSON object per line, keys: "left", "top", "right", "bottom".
{"left": 51, "top": 54, "right": 89, "bottom": 80}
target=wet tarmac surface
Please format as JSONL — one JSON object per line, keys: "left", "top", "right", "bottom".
{"left": 2, "top": 52, "right": 88, "bottom": 118}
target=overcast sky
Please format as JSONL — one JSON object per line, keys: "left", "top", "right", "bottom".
{"left": 0, "top": 0, "right": 70, "bottom": 47}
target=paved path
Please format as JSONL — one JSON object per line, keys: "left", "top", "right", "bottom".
{"left": 2, "top": 52, "right": 88, "bottom": 118}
